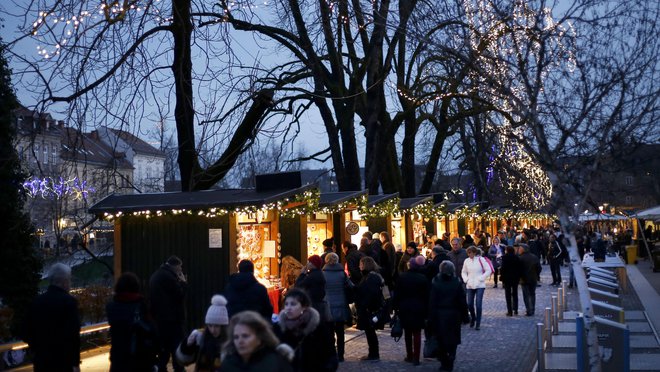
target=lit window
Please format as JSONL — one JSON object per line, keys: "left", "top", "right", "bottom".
{"left": 43, "top": 144, "right": 48, "bottom": 164}
{"left": 34, "top": 144, "right": 40, "bottom": 163}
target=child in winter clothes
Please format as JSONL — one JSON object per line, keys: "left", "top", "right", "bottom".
{"left": 176, "top": 295, "right": 229, "bottom": 371}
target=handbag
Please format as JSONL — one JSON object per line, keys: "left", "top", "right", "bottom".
{"left": 390, "top": 313, "right": 403, "bottom": 342}
{"left": 344, "top": 275, "right": 356, "bottom": 304}
{"left": 423, "top": 336, "right": 439, "bottom": 358}
{"left": 381, "top": 285, "right": 391, "bottom": 300}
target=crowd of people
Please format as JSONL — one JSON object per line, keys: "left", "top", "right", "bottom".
{"left": 23, "top": 225, "right": 574, "bottom": 372}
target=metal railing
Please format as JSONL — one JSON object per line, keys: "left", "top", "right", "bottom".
{"left": 0, "top": 321, "right": 109, "bottom": 353}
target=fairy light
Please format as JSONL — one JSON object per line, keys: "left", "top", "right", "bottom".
{"left": 98, "top": 189, "right": 320, "bottom": 221}
{"left": 23, "top": 176, "right": 95, "bottom": 201}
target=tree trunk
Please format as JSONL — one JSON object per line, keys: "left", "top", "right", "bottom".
{"left": 192, "top": 90, "right": 275, "bottom": 190}
{"left": 171, "top": 0, "right": 197, "bottom": 192}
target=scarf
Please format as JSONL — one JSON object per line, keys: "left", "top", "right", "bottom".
{"left": 281, "top": 308, "right": 313, "bottom": 338}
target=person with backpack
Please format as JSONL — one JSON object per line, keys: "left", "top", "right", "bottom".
{"left": 106, "top": 272, "right": 157, "bottom": 372}
{"left": 461, "top": 246, "right": 492, "bottom": 330}
{"left": 176, "top": 295, "right": 229, "bottom": 371}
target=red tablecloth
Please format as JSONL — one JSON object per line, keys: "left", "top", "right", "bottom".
{"left": 268, "top": 288, "right": 281, "bottom": 314}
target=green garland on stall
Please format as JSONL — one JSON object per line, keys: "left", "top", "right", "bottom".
{"left": 358, "top": 197, "right": 401, "bottom": 218}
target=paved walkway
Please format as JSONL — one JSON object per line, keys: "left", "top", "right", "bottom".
{"left": 339, "top": 265, "right": 575, "bottom": 372}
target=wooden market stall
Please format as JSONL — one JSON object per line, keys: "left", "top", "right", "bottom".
{"left": 358, "top": 193, "right": 400, "bottom": 244}
{"left": 306, "top": 190, "right": 368, "bottom": 258}
{"left": 88, "top": 172, "right": 317, "bottom": 328}
{"left": 397, "top": 196, "right": 434, "bottom": 249}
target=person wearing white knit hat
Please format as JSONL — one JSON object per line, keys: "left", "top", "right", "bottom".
{"left": 176, "top": 295, "right": 229, "bottom": 371}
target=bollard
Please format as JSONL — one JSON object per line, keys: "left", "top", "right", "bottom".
{"left": 551, "top": 296, "right": 559, "bottom": 335}
{"left": 544, "top": 307, "right": 553, "bottom": 349}
{"left": 576, "top": 315, "right": 586, "bottom": 372}
{"left": 537, "top": 322, "right": 546, "bottom": 372}
{"left": 561, "top": 281, "right": 567, "bottom": 312}
{"left": 557, "top": 288, "right": 564, "bottom": 321}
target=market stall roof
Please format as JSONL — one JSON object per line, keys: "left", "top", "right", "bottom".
{"left": 367, "top": 193, "right": 399, "bottom": 207}
{"left": 578, "top": 212, "right": 628, "bottom": 222}
{"left": 88, "top": 184, "right": 317, "bottom": 215}
{"left": 444, "top": 202, "right": 484, "bottom": 212}
{"left": 399, "top": 196, "right": 432, "bottom": 210}
{"left": 635, "top": 205, "right": 660, "bottom": 220}
{"left": 318, "top": 190, "right": 367, "bottom": 207}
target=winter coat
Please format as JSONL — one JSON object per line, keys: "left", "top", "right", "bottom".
{"left": 275, "top": 307, "right": 338, "bottom": 372}
{"left": 519, "top": 252, "right": 542, "bottom": 286}
{"left": 369, "top": 239, "right": 383, "bottom": 265}
{"left": 149, "top": 264, "right": 186, "bottom": 323}
{"left": 223, "top": 272, "right": 273, "bottom": 321}
{"left": 106, "top": 293, "right": 156, "bottom": 372}
{"left": 24, "top": 285, "right": 81, "bottom": 372}
{"left": 322, "top": 263, "right": 350, "bottom": 322}
{"left": 382, "top": 241, "right": 397, "bottom": 278}
{"left": 176, "top": 328, "right": 225, "bottom": 372}
{"left": 549, "top": 240, "right": 565, "bottom": 261}
{"left": 393, "top": 267, "right": 429, "bottom": 330}
{"left": 528, "top": 239, "right": 543, "bottom": 258}
{"left": 355, "top": 271, "right": 385, "bottom": 330}
{"left": 425, "top": 251, "right": 450, "bottom": 281}
{"left": 344, "top": 248, "right": 364, "bottom": 285}
{"left": 461, "top": 256, "right": 492, "bottom": 289}
{"left": 488, "top": 244, "right": 504, "bottom": 269}
{"left": 428, "top": 274, "right": 469, "bottom": 348}
{"left": 447, "top": 248, "right": 468, "bottom": 280}
{"left": 398, "top": 249, "right": 419, "bottom": 274}
{"left": 499, "top": 252, "right": 523, "bottom": 286}
{"left": 295, "top": 268, "right": 330, "bottom": 321}
{"left": 220, "top": 347, "right": 293, "bottom": 372}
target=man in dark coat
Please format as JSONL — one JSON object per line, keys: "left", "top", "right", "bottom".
{"left": 428, "top": 261, "right": 469, "bottom": 371}
{"left": 517, "top": 244, "right": 542, "bottom": 316}
{"left": 149, "top": 255, "right": 187, "bottom": 372}
{"left": 499, "top": 246, "right": 523, "bottom": 316}
{"left": 425, "top": 245, "right": 450, "bottom": 281}
{"left": 24, "top": 263, "right": 80, "bottom": 372}
{"left": 548, "top": 234, "right": 565, "bottom": 285}
{"left": 440, "top": 232, "right": 452, "bottom": 251}
{"left": 342, "top": 241, "right": 364, "bottom": 285}
{"left": 447, "top": 238, "right": 468, "bottom": 286}
{"left": 223, "top": 259, "right": 273, "bottom": 321}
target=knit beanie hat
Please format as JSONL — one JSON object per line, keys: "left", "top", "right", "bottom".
{"left": 205, "top": 295, "right": 229, "bottom": 325}
{"left": 409, "top": 255, "right": 426, "bottom": 269}
{"left": 308, "top": 255, "right": 323, "bottom": 270}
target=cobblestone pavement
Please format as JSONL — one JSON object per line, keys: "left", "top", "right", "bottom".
{"left": 339, "top": 264, "right": 577, "bottom": 372}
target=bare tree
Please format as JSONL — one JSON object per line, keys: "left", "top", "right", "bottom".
{"left": 448, "top": 1, "right": 659, "bottom": 369}
{"left": 3, "top": 0, "right": 282, "bottom": 191}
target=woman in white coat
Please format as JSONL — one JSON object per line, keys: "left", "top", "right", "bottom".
{"left": 461, "top": 246, "right": 492, "bottom": 330}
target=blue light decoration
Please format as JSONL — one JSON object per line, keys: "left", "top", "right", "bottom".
{"left": 23, "top": 177, "right": 95, "bottom": 200}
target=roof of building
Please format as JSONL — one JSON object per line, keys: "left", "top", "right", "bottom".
{"left": 88, "top": 183, "right": 317, "bottom": 215}
{"left": 106, "top": 127, "right": 165, "bottom": 157}
{"left": 60, "top": 127, "right": 133, "bottom": 170}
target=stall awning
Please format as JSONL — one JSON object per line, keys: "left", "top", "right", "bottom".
{"left": 89, "top": 184, "right": 317, "bottom": 215}
{"left": 318, "top": 190, "right": 368, "bottom": 208}
{"left": 635, "top": 205, "right": 660, "bottom": 220}
{"left": 367, "top": 193, "right": 399, "bottom": 207}
{"left": 399, "top": 196, "right": 432, "bottom": 210}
